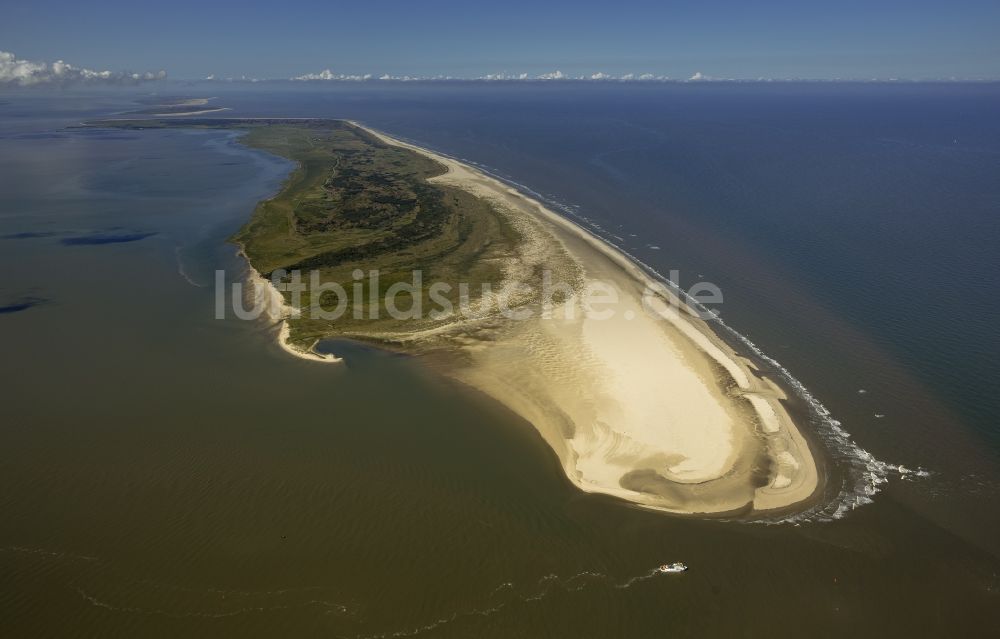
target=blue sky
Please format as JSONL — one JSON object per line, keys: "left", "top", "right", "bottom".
{"left": 2, "top": 0, "right": 999, "bottom": 80}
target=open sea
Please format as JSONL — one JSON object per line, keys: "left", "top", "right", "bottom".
{"left": 1, "top": 82, "right": 999, "bottom": 636}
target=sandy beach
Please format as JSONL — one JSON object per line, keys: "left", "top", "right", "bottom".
{"left": 154, "top": 107, "right": 231, "bottom": 117}
{"left": 244, "top": 259, "right": 343, "bottom": 364}
{"left": 341, "top": 123, "right": 821, "bottom": 516}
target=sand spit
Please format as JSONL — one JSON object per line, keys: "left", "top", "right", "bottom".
{"left": 353, "top": 123, "right": 820, "bottom": 516}
{"left": 244, "top": 261, "right": 342, "bottom": 364}
{"left": 154, "top": 107, "right": 232, "bottom": 117}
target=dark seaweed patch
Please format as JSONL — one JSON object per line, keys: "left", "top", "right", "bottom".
{"left": 61, "top": 231, "right": 158, "bottom": 246}
{"left": 11, "top": 132, "right": 69, "bottom": 140}
{"left": 1, "top": 231, "right": 60, "bottom": 240}
{"left": 0, "top": 296, "right": 46, "bottom": 314}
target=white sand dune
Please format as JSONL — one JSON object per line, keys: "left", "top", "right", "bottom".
{"left": 352, "top": 124, "right": 820, "bottom": 516}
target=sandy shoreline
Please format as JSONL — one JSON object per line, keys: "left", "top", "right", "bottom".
{"left": 348, "top": 122, "right": 820, "bottom": 515}
{"left": 242, "top": 255, "right": 343, "bottom": 364}
{"left": 154, "top": 107, "right": 232, "bottom": 117}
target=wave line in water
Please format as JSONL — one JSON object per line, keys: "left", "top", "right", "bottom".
{"left": 174, "top": 245, "right": 208, "bottom": 288}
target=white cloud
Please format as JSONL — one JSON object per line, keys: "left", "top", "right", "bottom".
{"left": 292, "top": 68, "right": 373, "bottom": 81}
{"left": 295, "top": 68, "right": 334, "bottom": 80}
{"left": 281, "top": 68, "right": 684, "bottom": 83}
{"left": 535, "top": 70, "right": 671, "bottom": 82}
{"left": 688, "top": 71, "right": 708, "bottom": 81}
{"left": 481, "top": 71, "right": 530, "bottom": 80}
{"left": 0, "top": 50, "right": 166, "bottom": 87}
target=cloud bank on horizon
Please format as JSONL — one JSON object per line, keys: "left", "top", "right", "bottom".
{"left": 290, "top": 68, "right": 688, "bottom": 82}
{"left": 293, "top": 69, "right": 374, "bottom": 81}
{"left": 0, "top": 50, "right": 167, "bottom": 87}
{"left": 285, "top": 68, "right": 814, "bottom": 82}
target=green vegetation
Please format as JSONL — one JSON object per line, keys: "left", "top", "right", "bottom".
{"left": 88, "top": 119, "right": 522, "bottom": 347}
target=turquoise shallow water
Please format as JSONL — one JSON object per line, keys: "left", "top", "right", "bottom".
{"left": 1, "top": 86, "right": 999, "bottom": 637}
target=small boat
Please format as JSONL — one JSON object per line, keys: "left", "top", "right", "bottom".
{"left": 658, "top": 562, "right": 688, "bottom": 573}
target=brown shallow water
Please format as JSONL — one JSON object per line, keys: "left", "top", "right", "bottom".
{"left": 1, "top": 92, "right": 999, "bottom": 637}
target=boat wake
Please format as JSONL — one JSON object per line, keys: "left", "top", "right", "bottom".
{"left": 3, "top": 545, "right": 356, "bottom": 621}
{"left": 356, "top": 565, "right": 680, "bottom": 639}
{"left": 73, "top": 586, "right": 354, "bottom": 620}
{"left": 8, "top": 543, "right": 682, "bottom": 634}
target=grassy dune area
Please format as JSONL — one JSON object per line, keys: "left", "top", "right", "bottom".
{"left": 234, "top": 121, "right": 524, "bottom": 346}
{"left": 91, "top": 119, "right": 522, "bottom": 347}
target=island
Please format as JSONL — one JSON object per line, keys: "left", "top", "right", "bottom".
{"left": 89, "top": 118, "right": 822, "bottom": 517}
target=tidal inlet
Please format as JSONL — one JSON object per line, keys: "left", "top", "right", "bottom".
{"left": 101, "top": 118, "right": 819, "bottom": 517}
